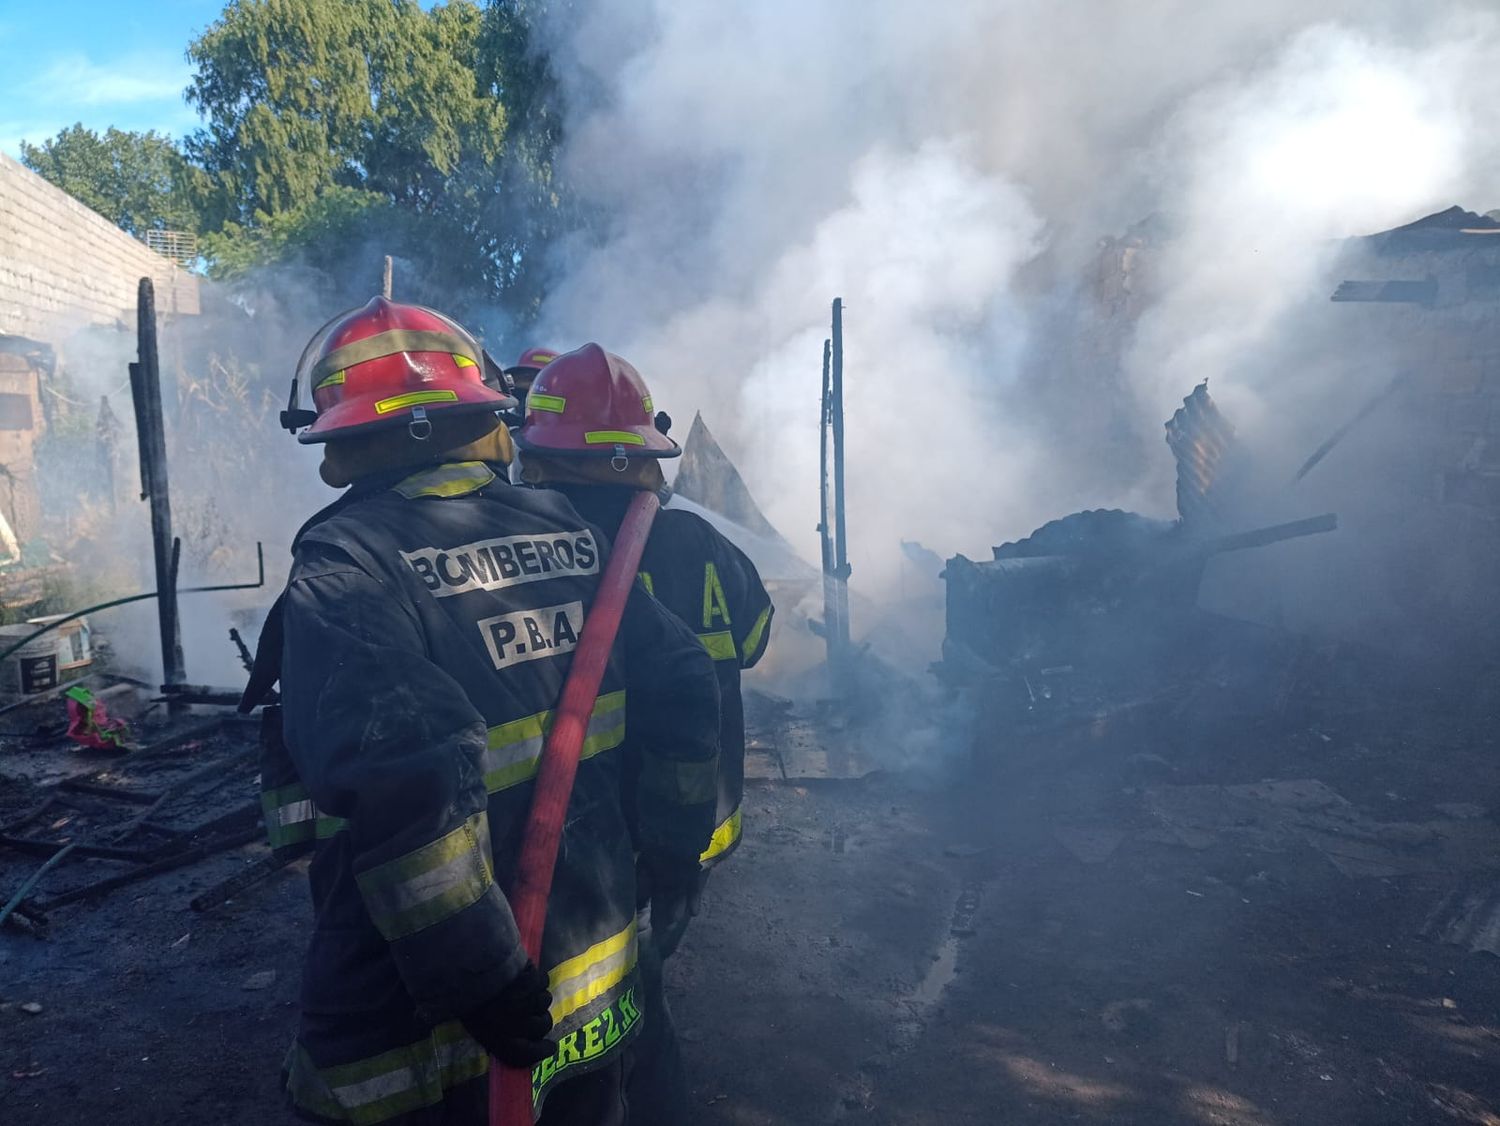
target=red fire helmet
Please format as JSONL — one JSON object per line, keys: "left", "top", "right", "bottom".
{"left": 283, "top": 297, "right": 516, "bottom": 444}
{"left": 515, "top": 343, "right": 679, "bottom": 459}
{"left": 504, "top": 346, "right": 562, "bottom": 376}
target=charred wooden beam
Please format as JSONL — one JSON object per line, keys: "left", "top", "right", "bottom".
{"left": 129, "top": 278, "right": 186, "bottom": 702}
{"left": 190, "top": 850, "right": 296, "bottom": 913}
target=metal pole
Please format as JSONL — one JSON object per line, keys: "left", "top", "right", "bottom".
{"left": 0, "top": 541, "right": 265, "bottom": 665}
{"left": 129, "top": 278, "right": 186, "bottom": 701}
{"left": 382, "top": 256, "right": 394, "bottom": 299}
{"left": 830, "top": 298, "right": 851, "bottom": 678}
{"left": 818, "top": 339, "right": 837, "bottom": 669}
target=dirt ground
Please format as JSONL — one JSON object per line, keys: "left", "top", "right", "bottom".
{"left": 3, "top": 675, "right": 1500, "bottom": 1126}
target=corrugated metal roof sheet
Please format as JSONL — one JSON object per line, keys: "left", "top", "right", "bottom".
{"left": 1164, "top": 381, "right": 1238, "bottom": 528}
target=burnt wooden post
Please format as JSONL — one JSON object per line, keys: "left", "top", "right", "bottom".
{"left": 128, "top": 278, "right": 186, "bottom": 700}
{"left": 831, "top": 298, "right": 851, "bottom": 651}
{"left": 819, "top": 298, "right": 853, "bottom": 695}
{"left": 828, "top": 338, "right": 840, "bottom": 674}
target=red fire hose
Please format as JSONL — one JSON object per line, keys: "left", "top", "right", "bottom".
{"left": 491, "top": 489, "right": 661, "bottom": 1125}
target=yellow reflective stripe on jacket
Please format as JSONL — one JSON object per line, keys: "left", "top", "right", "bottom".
{"left": 531, "top": 986, "right": 642, "bottom": 1107}
{"left": 481, "top": 691, "right": 627, "bottom": 792}
{"left": 355, "top": 812, "right": 494, "bottom": 941}
{"left": 740, "top": 605, "right": 772, "bottom": 666}
{"left": 262, "top": 783, "right": 316, "bottom": 849}
{"left": 702, "top": 561, "right": 731, "bottom": 629}
{"left": 547, "top": 918, "right": 639, "bottom": 1026}
{"left": 393, "top": 461, "right": 496, "bottom": 499}
{"left": 283, "top": 930, "right": 643, "bottom": 1124}
{"left": 262, "top": 783, "right": 348, "bottom": 848}
{"left": 698, "top": 629, "right": 737, "bottom": 662}
{"left": 285, "top": 1021, "right": 488, "bottom": 1126}
{"left": 701, "top": 805, "right": 743, "bottom": 865}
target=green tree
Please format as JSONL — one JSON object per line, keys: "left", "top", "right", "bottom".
{"left": 475, "top": 0, "right": 576, "bottom": 319}
{"left": 19, "top": 125, "right": 202, "bottom": 236}
{"left": 185, "top": 0, "right": 575, "bottom": 319}
{"left": 185, "top": 0, "right": 507, "bottom": 225}
{"left": 198, "top": 186, "right": 390, "bottom": 279}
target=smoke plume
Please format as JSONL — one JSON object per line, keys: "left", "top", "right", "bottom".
{"left": 530, "top": 0, "right": 1500, "bottom": 598}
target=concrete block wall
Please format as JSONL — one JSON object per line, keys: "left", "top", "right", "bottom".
{"left": 0, "top": 151, "right": 199, "bottom": 342}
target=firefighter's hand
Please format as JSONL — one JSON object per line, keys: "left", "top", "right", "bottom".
{"left": 642, "top": 857, "right": 702, "bottom": 961}
{"left": 460, "top": 962, "right": 556, "bottom": 1067}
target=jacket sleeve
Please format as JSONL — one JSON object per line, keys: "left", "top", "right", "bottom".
{"left": 713, "top": 534, "right": 775, "bottom": 669}
{"left": 279, "top": 544, "right": 528, "bottom": 1020}
{"left": 620, "top": 576, "right": 721, "bottom": 864}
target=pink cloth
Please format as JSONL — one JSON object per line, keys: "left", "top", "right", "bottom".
{"left": 64, "top": 686, "right": 130, "bottom": 751}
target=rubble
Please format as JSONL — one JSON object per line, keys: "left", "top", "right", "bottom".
{"left": 0, "top": 707, "right": 265, "bottom": 925}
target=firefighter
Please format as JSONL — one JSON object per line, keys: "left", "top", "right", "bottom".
{"left": 515, "top": 344, "right": 773, "bottom": 1125}
{"left": 242, "top": 299, "right": 721, "bottom": 1126}
{"left": 505, "top": 346, "right": 562, "bottom": 416}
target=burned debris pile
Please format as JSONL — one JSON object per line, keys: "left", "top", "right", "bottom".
{"left": 0, "top": 709, "right": 268, "bottom": 934}
{"left": 0, "top": 277, "right": 277, "bottom": 939}
{"left": 935, "top": 263, "right": 1500, "bottom": 1001}
{"left": 939, "top": 381, "right": 1338, "bottom": 738}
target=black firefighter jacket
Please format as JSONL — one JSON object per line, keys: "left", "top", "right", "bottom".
{"left": 555, "top": 485, "right": 773, "bottom": 867}
{"left": 256, "top": 460, "right": 720, "bottom": 1125}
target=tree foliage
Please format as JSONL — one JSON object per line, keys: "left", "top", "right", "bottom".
{"left": 475, "top": 0, "right": 575, "bottom": 318}
{"left": 198, "top": 186, "right": 390, "bottom": 279}
{"left": 179, "top": 0, "right": 573, "bottom": 317}
{"left": 185, "top": 0, "right": 507, "bottom": 225}
{"left": 23, "top": 0, "right": 574, "bottom": 323}
{"left": 19, "top": 125, "right": 203, "bottom": 236}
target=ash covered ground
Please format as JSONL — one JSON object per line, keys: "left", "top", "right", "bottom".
{"left": 3, "top": 663, "right": 1499, "bottom": 1126}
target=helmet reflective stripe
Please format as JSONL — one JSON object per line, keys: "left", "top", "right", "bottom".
{"left": 584, "top": 430, "right": 647, "bottom": 446}
{"left": 528, "top": 393, "right": 567, "bottom": 414}
{"left": 310, "top": 328, "right": 480, "bottom": 386}
{"left": 374, "top": 389, "right": 460, "bottom": 414}
{"left": 511, "top": 347, "right": 560, "bottom": 370}
{"left": 315, "top": 370, "right": 346, "bottom": 391}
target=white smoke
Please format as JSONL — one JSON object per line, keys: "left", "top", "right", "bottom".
{"left": 1123, "top": 13, "right": 1500, "bottom": 504}
{"left": 534, "top": 0, "right": 1500, "bottom": 594}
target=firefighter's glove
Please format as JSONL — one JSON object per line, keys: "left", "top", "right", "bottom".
{"left": 460, "top": 962, "right": 556, "bottom": 1067}
{"left": 642, "top": 857, "right": 702, "bottom": 961}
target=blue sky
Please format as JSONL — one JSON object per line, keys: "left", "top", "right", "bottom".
{"left": 0, "top": 1, "right": 224, "bottom": 157}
